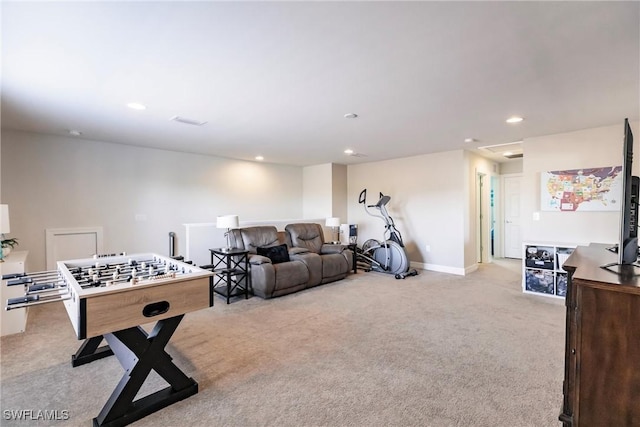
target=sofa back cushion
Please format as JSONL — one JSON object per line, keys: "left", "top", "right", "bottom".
{"left": 285, "top": 223, "right": 325, "bottom": 254}
{"left": 231, "top": 226, "right": 282, "bottom": 254}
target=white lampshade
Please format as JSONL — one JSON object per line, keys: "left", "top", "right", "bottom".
{"left": 0, "top": 205, "right": 10, "bottom": 234}
{"left": 216, "top": 215, "right": 239, "bottom": 229}
{"left": 326, "top": 217, "right": 340, "bottom": 227}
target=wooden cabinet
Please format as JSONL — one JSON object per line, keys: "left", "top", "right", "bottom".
{"left": 1, "top": 250, "right": 28, "bottom": 336}
{"left": 560, "top": 243, "right": 640, "bottom": 426}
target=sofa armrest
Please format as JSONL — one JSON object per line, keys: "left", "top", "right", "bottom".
{"left": 289, "top": 247, "right": 310, "bottom": 255}
{"left": 320, "top": 244, "right": 346, "bottom": 254}
{"left": 249, "top": 254, "right": 272, "bottom": 265}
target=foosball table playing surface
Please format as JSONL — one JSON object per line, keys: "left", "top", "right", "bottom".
{"left": 5, "top": 253, "right": 214, "bottom": 427}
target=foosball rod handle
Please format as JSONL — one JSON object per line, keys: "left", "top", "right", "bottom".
{"left": 6, "top": 295, "right": 70, "bottom": 310}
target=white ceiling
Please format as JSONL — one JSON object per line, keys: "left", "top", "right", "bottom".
{"left": 2, "top": 1, "right": 639, "bottom": 166}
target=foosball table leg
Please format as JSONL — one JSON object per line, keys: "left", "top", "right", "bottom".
{"left": 93, "top": 314, "right": 198, "bottom": 427}
{"left": 71, "top": 336, "right": 114, "bottom": 367}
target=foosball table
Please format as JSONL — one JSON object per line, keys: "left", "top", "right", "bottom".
{"left": 5, "top": 253, "right": 214, "bottom": 427}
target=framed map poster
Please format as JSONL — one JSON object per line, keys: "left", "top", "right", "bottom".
{"left": 541, "top": 166, "right": 622, "bottom": 212}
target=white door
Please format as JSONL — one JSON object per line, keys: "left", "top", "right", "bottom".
{"left": 503, "top": 175, "right": 522, "bottom": 259}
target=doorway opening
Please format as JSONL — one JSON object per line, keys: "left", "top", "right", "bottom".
{"left": 476, "top": 172, "right": 488, "bottom": 263}
{"left": 491, "top": 175, "right": 499, "bottom": 257}
{"left": 477, "top": 172, "right": 499, "bottom": 264}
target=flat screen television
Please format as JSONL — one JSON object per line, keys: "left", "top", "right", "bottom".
{"left": 603, "top": 118, "right": 639, "bottom": 272}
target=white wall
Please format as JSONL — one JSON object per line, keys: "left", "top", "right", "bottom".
{"left": 0, "top": 135, "right": 3, "bottom": 201}
{"left": 331, "top": 163, "right": 348, "bottom": 222}
{"left": 302, "top": 163, "right": 348, "bottom": 223}
{"left": 1, "top": 130, "right": 303, "bottom": 271}
{"left": 500, "top": 159, "right": 523, "bottom": 175}
{"left": 8, "top": 122, "right": 630, "bottom": 275}
{"left": 521, "top": 121, "right": 640, "bottom": 246}
{"left": 302, "top": 163, "right": 332, "bottom": 219}
{"left": 347, "top": 150, "right": 467, "bottom": 274}
{"left": 3, "top": 129, "right": 478, "bottom": 275}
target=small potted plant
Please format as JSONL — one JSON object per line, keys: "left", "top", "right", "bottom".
{"left": 1, "top": 237, "right": 18, "bottom": 257}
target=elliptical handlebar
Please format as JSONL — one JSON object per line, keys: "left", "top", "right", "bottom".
{"left": 358, "top": 188, "right": 405, "bottom": 247}
{"left": 376, "top": 195, "right": 390, "bottom": 208}
{"left": 358, "top": 189, "right": 367, "bottom": 204}
{"left": 360, "top": 187, "right": 390, "bottom": 232}
{"left": 359, "top": 189, "right": 389, "bottom": 207}
{"left": 359, "top": 188, "right": 378, "bottom": 209}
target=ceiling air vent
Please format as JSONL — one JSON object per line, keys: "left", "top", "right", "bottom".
{"left": 170, "top": 116, "right": 208, "bottom": 126}
{"left": 478, "top": 141, "right": 523, "bottom": 159}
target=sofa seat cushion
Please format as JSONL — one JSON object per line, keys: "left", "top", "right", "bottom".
{"left": 257, "top": 244, "right": 290, "bottom": 264}
{"left": 273, "top": 261, "right": 309, "bottom": 290}
{"left": 321, "top": 253, "right": 349, "bottom": 279}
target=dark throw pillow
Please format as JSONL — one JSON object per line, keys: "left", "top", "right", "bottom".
{"left": 257, "top": 244, "right": 290, "bottom": 264}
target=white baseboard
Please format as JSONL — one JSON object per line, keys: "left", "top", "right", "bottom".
{"left": 410, "top": 261, "right": 475, "bottom": 276}
{"left": 464, "top": 264, "right": 479, "bottom": 275}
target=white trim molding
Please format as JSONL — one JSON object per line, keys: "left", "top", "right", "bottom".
{"left": 45, "top": 226, "right": 104, "bottom": 270}
{"left": 410, "top": 261, "right": 474, "bottom": 276}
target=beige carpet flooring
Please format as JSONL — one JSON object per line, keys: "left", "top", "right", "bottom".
{"left": 0, "top": 259, "right": 565, "bottom": 426}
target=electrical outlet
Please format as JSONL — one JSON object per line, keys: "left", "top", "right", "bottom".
{"left": 425, "top": 245, "right": 431, "bottom": 252}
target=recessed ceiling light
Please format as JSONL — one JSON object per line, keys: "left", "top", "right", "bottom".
{"left": 464, "top": 138, "right": 476, "bottom": 143}
{"left": 506, "top": 116, "right": 524, "bottom": 124}
{"left": 255, "top": 155, "right": 264, "bottom": 161}
{"left": 68, "top": 129, "right": 82, "bottom": 136}
{"left": 343, "top": 149, "right": 367, "bottom": 158}
{"left": 344, "top": 113, "right": 358, "bottom": 119}
{"left": 127, "top": 102, "right": 147, "bottom": 110}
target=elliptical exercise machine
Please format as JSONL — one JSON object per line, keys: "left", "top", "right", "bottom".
{"left": 356, "top": 189, "right": 418, "bottom": 279}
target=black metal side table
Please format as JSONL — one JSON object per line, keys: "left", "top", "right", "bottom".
{"left": 207, "top": 248, "right": 250, "bottom": 304}
{"left": 346, "top": 243, "right": 357, "bottom": 274}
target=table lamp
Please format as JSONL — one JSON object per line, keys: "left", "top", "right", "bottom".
{"left": 217, "top": 215, "right": 239, "bottom": 252}
{"left": 326, "top": 217, "right": 341, "bottom": 244}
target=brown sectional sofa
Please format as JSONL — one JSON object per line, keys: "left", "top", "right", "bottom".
{"left": 229, "top": 223, "right": 353, "bottom": 299}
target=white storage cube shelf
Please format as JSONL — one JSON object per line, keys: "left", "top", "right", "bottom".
{"left": 523, "top": 243, "right": 576, "bottom": 299}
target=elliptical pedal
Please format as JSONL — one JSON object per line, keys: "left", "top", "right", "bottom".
{"left": 395, "top": 269, "right": 419, "bottom": 280}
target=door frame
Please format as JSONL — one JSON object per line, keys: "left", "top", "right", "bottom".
{"left": 476, "top": 171, "right": 492, "bottom": 264}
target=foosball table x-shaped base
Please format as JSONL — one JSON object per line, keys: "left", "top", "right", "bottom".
{"left": 86, "top": 314, "right": 197, "bottom": 427}
{"left": 72, "top": 336, "right": 114, "bottom": 367}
